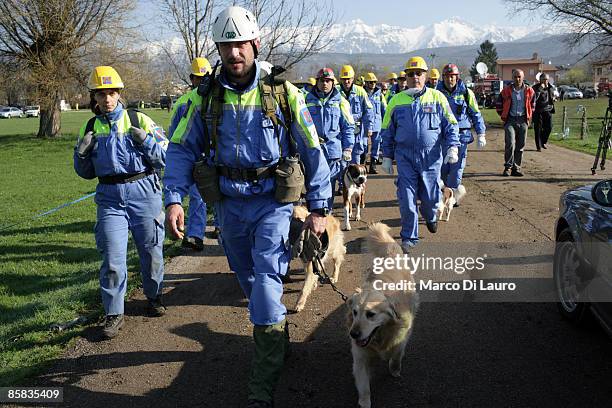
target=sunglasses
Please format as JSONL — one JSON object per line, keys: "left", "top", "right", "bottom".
{"left": 405, "top": 71, "right": 425, "bottom": 77}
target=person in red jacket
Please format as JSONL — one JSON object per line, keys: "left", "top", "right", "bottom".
{"left": 496, "top": 69, "right": 535, "bottom": 176}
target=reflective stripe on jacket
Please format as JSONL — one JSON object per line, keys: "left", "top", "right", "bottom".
{"left": 163, "top": 61, "right": 331, "bottom": 210}
{"left": 436, "top": 79, "right": 486, "bottom": 143}
{"left": 381, "top": 87, "right": 460, "bottom": 160}
{"left": 74, "top": 104, "right": 166, "bottom": 179}
{"left": 305, "top": 87, "right": 355, "bottom": 160}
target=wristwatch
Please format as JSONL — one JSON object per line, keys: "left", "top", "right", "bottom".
{"left": 310, "top": 207, "right": 330, "bottom": 216}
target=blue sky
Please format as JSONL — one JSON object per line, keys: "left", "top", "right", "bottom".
{"left": 135, "top": 0, "right": 544, "bottom": 38}
{"left": 332, "top": 0, "right": 542, "bottom": 27}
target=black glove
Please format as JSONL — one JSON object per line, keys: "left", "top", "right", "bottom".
{"left": 76, "top": 131, "right": 95, "bottom": 158}
{"left": 130, "top": 126, "right": 147, "bottom": 144}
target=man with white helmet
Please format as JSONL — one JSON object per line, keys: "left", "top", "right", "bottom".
{"left": 363, "top": 72, "right": 387, "bottom": 173}
{"left": 338, "top": 64, "right": 374, "bottom": 164}
{"left": 306, "top": 67, "right": 355, "bottom": 209}
{"left": 167, "top": 57, "right": 219, "bottom": 250}
{"left": 437, "top": 63, "right": 486, "bottom": 205}
{"left": 163, "top": 7, "right": 331, "bottom": 408}
{"left": 380, "top": 56, "right": 460, "bottom": 253}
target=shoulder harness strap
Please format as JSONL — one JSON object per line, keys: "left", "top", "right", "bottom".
{"left": 127, "top": 109, "right": 141, "bottom": 129}
{"left": 85, "top": 116, "right": 96, "bottom": 134}
{"left": 259, "top": 74, "right": 294, "bottom": 155}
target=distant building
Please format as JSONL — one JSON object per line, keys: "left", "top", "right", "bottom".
{"left": 496, "top": 53, "right": 559, "bottom": 84}
{"left": 591, "top": 60, "right": 611, "bottom": 91}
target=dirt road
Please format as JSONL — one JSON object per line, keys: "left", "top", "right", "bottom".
{"left": 28, "top": 129, "right": 612, "bottom": 407}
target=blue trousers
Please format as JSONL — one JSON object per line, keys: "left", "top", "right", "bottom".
{"left": 370, "top": 131, "right": 382, "bottom": 160}
{"left": 351, "top": 128, "right": 366, "bottom": 163}
{"left": 186, "top": 184, "right": 207, "bottom": 239}
{"left": 94, "top": 176, "right": 165, "bottom": 315}
{"left": 396, "top": 147, "right": 443, "bottom": 247}
{"left": 440, "top": 142, "right": 469, "bottom": 189}
{"left": 215, "top": 195, "right": 291, "bottom": 326}
{"left": 328, "top": 159, "right": 343, "bottom": 209}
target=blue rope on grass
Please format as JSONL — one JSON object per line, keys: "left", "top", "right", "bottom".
{"left": 0, "top": 192, "right": 96, "bottom": 232}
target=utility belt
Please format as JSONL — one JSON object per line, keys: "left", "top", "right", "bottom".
{"left": 217, "top": 165, "right": 277, "bottom": 182}
{"left": 193, "top": 156, "right": 304, "bottom": 204}
{"left": 98, "top": 169, "right": 154, "bottom": 185}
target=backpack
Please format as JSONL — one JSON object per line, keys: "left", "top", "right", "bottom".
{"left": 201, "top": 73, "right": 294, "bottom": 157}
{"left": 85, "top": 109, "right": 140, "bottom": 134}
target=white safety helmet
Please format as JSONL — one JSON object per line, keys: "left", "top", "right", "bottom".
{"left": 212, "top": 6, "right": 260, "bottom": 43}
{"left": 259, "top": 61, "right": 273, "bottom": 75}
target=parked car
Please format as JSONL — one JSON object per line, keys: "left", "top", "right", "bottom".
{"left": 551, "top": 85, "right": 560, "bottom": 99}
{"left": 562, "top": 86, "right": 583, "bottom": 99}
{"left": 582, "top": 88, "right": 598, "bottom": 99}
{"left": 24, "top": 105, "right": 40, "bottom": 117}
{"left": 0, "top": 107, "right": 24, "bottom": 118}
{"left": 554, "top": 179, "right": 612, "bottom": 337}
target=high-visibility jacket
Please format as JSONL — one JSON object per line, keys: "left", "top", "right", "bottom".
{"left": 305, "top": 87, "right": 355, "bottom": 160}
{"left": 163, "top": 61, "right": 331, "bottom": 211}
{"left": 381, "top": 87, "right": 460, "bottom": 159}
{"left": 436, "top": 79, "right": 486, "bottom": 143}
{"left": 367, "top": 87, "right": 387, "bottom": 132}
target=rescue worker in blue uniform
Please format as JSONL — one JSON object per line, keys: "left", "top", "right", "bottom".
{"left": 437, "top": 63, "right": 486, "bottom": 204}
{"left": 381, "top": 56, "right": 460, "bottom": 253}
{"left": 364, "top": 72, "right": 387, "bottom": 174}
{"left": 168, "top": 57, "right": 220, "bottom": 250}
{"left": 163, "top": 7, "right": 331, "bottom": 408}
{"left": 74, "top": 66, "right": 168, "bottom": 339}
{"left": 306, "top": 67, "right": 355, "bottom": 209}
{"left": 387, "top": 70, "right": 407, "bottom": 103}
{"left": 338, "top": 65, "right": 374, "bottom": 164}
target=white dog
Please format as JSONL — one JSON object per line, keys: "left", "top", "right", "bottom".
{"left": 347, "top": 223, "right": 419, "bottom": 408}
{"left": 438, "top": 183, "right": 466, "bottom": 222}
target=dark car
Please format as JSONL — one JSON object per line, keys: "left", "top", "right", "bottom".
{"left": 582, "top": 88, "right": 598, "bottom": 99}
{"left": 554, "top": 179, "right": 612, "bottom": 336}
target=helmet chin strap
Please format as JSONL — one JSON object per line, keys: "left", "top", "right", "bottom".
{"left": 251, "top": 40, "right": 258, "bottom": 59}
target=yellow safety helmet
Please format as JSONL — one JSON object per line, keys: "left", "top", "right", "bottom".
{"left": 339, "top": 65, "right": 355, "bottom": 79}
{"left": 387, "top": 72, "right": 398, "bottom": 80}
{"left": 191, "top": 57, "right": 212, "bottom": 76}
{"left": 88, "top": 66, "right": 124, "bottom": 90}
{"left": 364, "top": 72, "right": 378, "bottom": 82}
{"left": 404, "top": 56, "right": 428, "bottom": 71}
{"left": 398, "top": 71, "right": 406, "bottom": 79}
{"left": 430, "top": 68, "right": 440, "bottom": 80}
{"left": 308, "top": 77, "right": 317, "bottom": 86}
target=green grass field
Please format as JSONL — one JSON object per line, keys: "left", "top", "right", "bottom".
{"left": 0, "top": 109, "right": 175, "bottom": 386}
{"left": 480, "top": 96, "right": 609, "bottom": 156}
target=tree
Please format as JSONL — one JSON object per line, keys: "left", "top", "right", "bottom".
{"left": 157, "top": 0, "right": 336, "bottom": 85}
{"left": 469, "top": 40, "right": 498, "bottom": 80}
{"left": 0, "top": 0, "right": 133, "bottom": 138}
{"left": 505, "top": 0, "right": 611, "bottom": 61}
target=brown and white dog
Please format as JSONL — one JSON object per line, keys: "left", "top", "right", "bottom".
{"left": 347, "top": 222, "right": 419, "bottom": 408}
{"left": 342, "top": 163, "right": 368, "bottom": 231}
{"left": 292, "top": 206, "right": 346, "bottom": 312}
{"left": 437, "top": 183, "right": 466, "bottom": 222}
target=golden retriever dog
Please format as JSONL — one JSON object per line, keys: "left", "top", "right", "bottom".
{"left": 347, "top": 222, "right": 419, "bottom": 408}
{"left": 292, "top": 205, "right": 346, "bottom": 312}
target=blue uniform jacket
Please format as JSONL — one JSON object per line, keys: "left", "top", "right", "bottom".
{"left": 436, "top": 79, "right": 486, "bottom": 144}
{"left": 338, "top": 84, "right": 374, "bottom": 134}
{"left": 163, "top": 61, "right": 331, "bottom": 211}
{"left": 305, "top": 87, "right": 355, "bottom": 160}
{"left": 367, "top": 87, "right": 387, "bottom": 132}
{"left": 74, "top": 104, "right": 166, "bottom": 179}
{"left": 381, "top": 87, "right": 460, "bottom": 159}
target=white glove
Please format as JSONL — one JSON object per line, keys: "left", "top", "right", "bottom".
{"left": 76, "top": 131, "right": 95, "bottom": 157}
{"left": 342, "top": 149, "right": 352, "bottom": 162}
{"left": 444, "top": 146, "right": 459, "bottom": 164}
{"left": 477, "top": 134, "right": 486, "bottom": 149}
{"left": 382, "top": 157, "right": 394, "bottom": 174}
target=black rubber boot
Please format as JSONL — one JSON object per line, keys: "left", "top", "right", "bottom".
{"left": 426, "top": 221, "right": 438, "bottom": 233}
{"left": 247, "top": 320, "right": 289, "bottom": 405}
{"left": 368, "top": 162, "right": 378, "bottom": 174}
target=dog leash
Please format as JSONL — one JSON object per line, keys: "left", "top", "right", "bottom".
{"left": 312, "top": 253, "right": 349, "bottom": 302}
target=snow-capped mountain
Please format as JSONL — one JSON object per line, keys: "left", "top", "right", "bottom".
{"left": 322, "top": 17, "right": 556, "bottom": 54}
